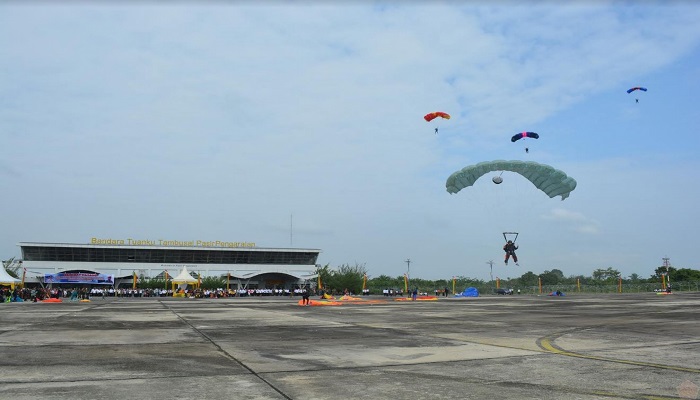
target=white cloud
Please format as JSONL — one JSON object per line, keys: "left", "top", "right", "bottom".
{"left": 541, "top": 208, "right": 600, "bottom": 234}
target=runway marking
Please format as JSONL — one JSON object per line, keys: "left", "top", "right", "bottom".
{"left": 537, "top": 331, "right": 700, "bottom": 374}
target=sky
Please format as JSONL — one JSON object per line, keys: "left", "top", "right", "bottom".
{"left": 2, "top": 1, "right": 700, "bottom": 281}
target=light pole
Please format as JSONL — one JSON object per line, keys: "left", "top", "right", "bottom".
{"left": 486, "top": 260, "right": 494, "bottom": 293}
{"left": 662, "top": 257, "right": 671, "bottom": 291}
{"left": 405, "top": 258, "right": 411, "bottom": 295}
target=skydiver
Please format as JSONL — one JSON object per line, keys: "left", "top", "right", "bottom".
{"left": 435, "top": 127, "right": 439, "bottom": 134}
{"left": 503, "top": 240, "right": 518, "bottom": 266}
{"left": 525, "top": 147, "right": 529, "bottom": 153}
{"left": 636, "top": 98, "right": 639, "bottom": 103}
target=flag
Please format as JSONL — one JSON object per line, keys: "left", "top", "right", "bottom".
{"left": 403, "top": 273, "right": 408, "bottom": 294}
{"left": 132, "top": 271, "right": 137, "bottom": 289}
{"left": 21, "top": 267, "right": 26, "bottom": 289}
{"left": 362, "top": 274, "right": 367, "bottom": 291}
{"left": 452, "top": 276, "right": 456, "bottom": 296}
{"left": 164, "top": 270, "right": 169, "bottom": 290}
{"left": 317, "top": 274, "right": 322, "bottom": 290}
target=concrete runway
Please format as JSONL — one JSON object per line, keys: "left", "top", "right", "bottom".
{"left": 1, "top": 292, "right": 699, "bottom": 400}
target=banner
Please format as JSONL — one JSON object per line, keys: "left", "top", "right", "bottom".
{"left": 44, "top": 272, "right": 114, "bottom": 285}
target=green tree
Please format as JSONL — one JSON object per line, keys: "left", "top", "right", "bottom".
{"left": 670, "top": 268, "right": 700, "bottom": 282}
{"left": 200, "top": 276, "right": 226, "bottom": 290}
{"left": 315, "top": 263, "right": 332, "bottom": 289}
{"left": 652, "top": 265, "right": 678, "bottom": 279}
{"left": 592, "top": 267, "right": 621, "bottom": 282}
{"left": 326, "top": 263, "right": 367, "bottom": 294}
{"left": 370, "top": 274, "right": 396, "bottom": 290}
{"left": 540, "top": 269, "right": 565, "bottom": 285}
{"left": 518, "top": 271, "right": 539, "bottom": 287}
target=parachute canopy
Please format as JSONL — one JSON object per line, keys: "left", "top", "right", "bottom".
{"left": 424, "top": 111, "right": 450, "bottom": 122}
{"left": 446, "top": 160, "right": 577, "bottom": 200}
{"left": 627, "top": 87, "right": 647, "bottom": 94}
{"left": 511, "top": 131, "right": 540, "bottom": 142}
{"left": 455, "top": 287, "right": 479, "bottom": 297}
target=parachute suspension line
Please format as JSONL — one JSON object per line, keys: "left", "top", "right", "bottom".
{"left": 503, "top": 232, "right": 518, "bottom": 243}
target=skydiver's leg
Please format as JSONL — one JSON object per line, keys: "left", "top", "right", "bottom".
{"left": 504, "top": 254, "right": 510, "bottom": 264}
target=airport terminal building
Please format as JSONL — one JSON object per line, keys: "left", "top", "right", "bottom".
{"left": 17, "top": 238, "right": 320, "bottom": 289}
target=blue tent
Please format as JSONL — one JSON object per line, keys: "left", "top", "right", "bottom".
{"left": 455, "top": 287, "right": 479, "bottom": 297}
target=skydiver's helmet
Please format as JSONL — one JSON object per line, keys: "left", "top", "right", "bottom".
{"left": 492, "top": 176, "right": 503, "bottom": 184}
{"left": 507, "top": 240, "right": 513, "bottom": 244}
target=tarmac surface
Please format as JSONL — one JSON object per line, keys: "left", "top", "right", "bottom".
{"left": 1, "top": 292, "right": 699, "bottom": 400}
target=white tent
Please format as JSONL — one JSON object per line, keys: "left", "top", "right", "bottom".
{"left": 171, "top": 266, "right": 198, "bottom": 291}
{"left": 1, "top": 265, "right": 22, "bottom": 289}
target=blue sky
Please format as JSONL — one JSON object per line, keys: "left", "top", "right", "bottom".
{"left": 2, "top": 2, "right": 699, "bottom": 281}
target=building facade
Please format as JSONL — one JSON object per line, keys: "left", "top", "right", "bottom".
{"left": 18, "top": 240, "right": 320, "bottom": 289}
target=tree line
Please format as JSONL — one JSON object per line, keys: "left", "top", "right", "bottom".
{"left": 315, "top": 264, "right": 700, "bottom": 295}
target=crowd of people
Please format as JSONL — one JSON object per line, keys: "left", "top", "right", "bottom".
{"left": 1, "top": 286, "right": 330, "bottom": 302}
{"left": 1, "top": 287, "right": 90, "bottom": 302}
{"left": 381, "top": 288, "right": 405, "bottom": 296}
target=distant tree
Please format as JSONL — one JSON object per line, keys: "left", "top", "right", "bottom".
{"left": 540, "top": 269, "right": 565, "bottom": 285}
{"left": 327, "top": 263, "right": 367, "bottom": 295}
{"left": 518, "top": 271, "right": 539, "bottom": 287}
{"left": 652, "top": 265, "right": 677, "bottom": 280}
{"left": 199, "top": 276, "right": 226, "bottom": 290}
{"left": 370, "top": 274, "right": 395, "bottom": 289}
{"left": 316, "top": 263, "right": 333, "bottom": 289}
{"left": 570, "top": 274, "right": 589, "bottom": 285}
{"left": 670, "top": 268, "right": 700, "bottom": 282}
{"left": 592, "top": 267, "right": 621, "bottom": 282}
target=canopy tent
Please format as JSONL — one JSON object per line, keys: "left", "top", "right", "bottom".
{"left": 171, "top": 266, "right": 198, "bottom": 293}
{"left": 171, "top": 266, "right": 198, "bottom": 284}
{"left": 0, "top": 265, "right": 21, "bottom": 289}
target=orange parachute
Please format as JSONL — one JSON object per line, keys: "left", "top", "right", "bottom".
{"left": 424, "top": 111, "right": 450, "bottom": 122}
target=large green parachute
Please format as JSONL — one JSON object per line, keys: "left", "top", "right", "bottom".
{"left": 446, "top": 160, "right": 577, "bottom": 200}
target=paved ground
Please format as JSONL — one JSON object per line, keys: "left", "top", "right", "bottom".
{"left": 1, "top": 292, "right": 699, "bottom": 400}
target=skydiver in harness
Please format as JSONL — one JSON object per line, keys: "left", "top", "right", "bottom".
{"left": 435, "top": 127, "right": 439, "bottom": 134}
{"left": 503, "top": 240, "right": 518, "bottom": 266}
